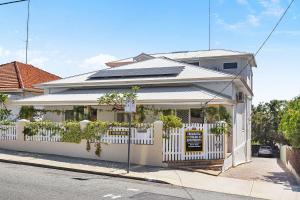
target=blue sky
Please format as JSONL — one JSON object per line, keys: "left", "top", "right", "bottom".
{"left": 0, "top": 0, "right": 299, "bottom": 104}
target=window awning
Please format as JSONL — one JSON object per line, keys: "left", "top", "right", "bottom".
{"left": 13, "top": 86, "right": 234, "bottom": 106}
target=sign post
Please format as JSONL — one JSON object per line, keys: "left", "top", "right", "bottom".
{"left": 125, "top": 99, "right": 136, "bottom": 173}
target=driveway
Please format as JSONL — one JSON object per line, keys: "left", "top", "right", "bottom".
{"left": 221, "top": 157, "right": 299, "bottom": 186}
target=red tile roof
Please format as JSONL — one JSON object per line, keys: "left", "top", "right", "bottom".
{"left": 0, "top": 61, "right": 60, "bottom": 92}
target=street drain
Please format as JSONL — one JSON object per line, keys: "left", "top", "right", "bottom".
{"left": 72, "top": 177, "right": 89, "bottom": 181}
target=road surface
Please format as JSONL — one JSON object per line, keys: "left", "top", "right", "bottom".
{"left": 0, "top": 162, "right": 263, "bottom": 200}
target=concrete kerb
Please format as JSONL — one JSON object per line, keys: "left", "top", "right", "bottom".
{"left": 0, "top": 157, "right": 170, "bottom": 185}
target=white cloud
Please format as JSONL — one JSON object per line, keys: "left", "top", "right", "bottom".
{"left": 215, "top": 13, "right": 260, "bottom": 30}
{"left": 81, "top": 53, "right": 118, "bottom": 70}
{"left": 258, "top": 0, "right": 284, "bottom": 17}
{"left": 28, "top": 57, "right": 49, "bottom": 66}
{"left": 247, "top": 15, "right": 260, "bottom": 26}
{"left": 0, "top": 47, "right": 11, "bottom": 57}
{"left": 215, "top": 14, "right": 244, "bottom": 30}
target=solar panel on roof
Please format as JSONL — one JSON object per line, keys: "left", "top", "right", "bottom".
{"left": 88, "top": 66, "right": 184, "bottom": 79}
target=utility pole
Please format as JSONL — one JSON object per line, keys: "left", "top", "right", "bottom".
{"left": 25, "top": 0, "right": 30, "bottom": 64}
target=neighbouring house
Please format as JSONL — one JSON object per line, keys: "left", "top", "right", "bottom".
{"left": 0, "top": 61, "right": 61, "bottom": 119}
{"left": 13, "top": 49, "right": 256, "bottom": 169}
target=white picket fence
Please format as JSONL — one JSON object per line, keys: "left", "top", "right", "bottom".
{"left": 101, "top": 125, "right": 154, "bottom": 145}
{"left": 0, "top": 124, "right": 17, "bottom": 141}
{"left": 25, "top": 122, "right": 62, "bottom": 142}
{"left": 25, "top": 128, "right": 62, "bottom": 142}
{"left": 163, "top": 123, "right": 225, "bottom": 162}
{"left": 25, "top": 124, "right": 154, "bottom": 145}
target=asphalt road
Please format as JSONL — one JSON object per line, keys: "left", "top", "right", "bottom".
{"left": 0, "top": 162, "right": 262, "bottom": 200}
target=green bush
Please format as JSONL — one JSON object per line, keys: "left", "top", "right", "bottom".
{"left": 23, "top": 121, "right": 61, "bottom": 136}
{"left": 160, "top": 114, "right": 183, "bottom": 132}
{"left": 60, "top": 121, "right": 81, "bottom": 143}
{"left": 280, "top": 96, "right": 300, "bottom": 147}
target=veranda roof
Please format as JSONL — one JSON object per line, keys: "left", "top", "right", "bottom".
{"left": 14, "top": 86, "right": 234, "bottom": 106}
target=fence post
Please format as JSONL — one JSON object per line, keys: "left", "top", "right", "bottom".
{"left": 153, "top": 121, "right": 164, "bottom": 164}
{"left": 16, "top": 119, "right": 29, "bottom": 141}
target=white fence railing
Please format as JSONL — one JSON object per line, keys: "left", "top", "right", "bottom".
{"left": 25, "top": 128, "right": 62, "bottom": 142}
{"left": 25, "top": 124, "right": 154, "bottom": 145}
{"left": 25, "top": 122, "right": 62, "bottom": 142}
{"left": 101, "top": 125, "right": 154, "bottom": 144}
{"left": 0, "top": 124, "right": 17, "bottom": 141}
{"left": 163, "top": 123, "right": 225, "bottom": 162}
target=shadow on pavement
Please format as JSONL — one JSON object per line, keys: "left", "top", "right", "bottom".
{"left": 0, "top": 148, "right": 167, "bottom": 173}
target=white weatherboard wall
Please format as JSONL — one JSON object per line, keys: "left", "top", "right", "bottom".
{"left": 0, "top": 120, "right": 164, "bottom": 167}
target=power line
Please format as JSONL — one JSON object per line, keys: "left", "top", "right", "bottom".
{"left": 0, "top": 0, "right": 27, "bottom": 6}
{"left": 208, "top": 0, "right": 211, "bottom": 50}
{"left": 204, "top": 0, "right": 296, "bottom": 105}
{"left": 25, "top": 0, "right": 30, "bottom": 64}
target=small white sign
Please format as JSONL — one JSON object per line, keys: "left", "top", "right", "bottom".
{"left": 125, "top": 100, "right": 136, "bottom": 113}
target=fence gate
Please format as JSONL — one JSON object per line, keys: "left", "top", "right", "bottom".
{"left": 163, "top": 123, "right": 225, "bottom": 162}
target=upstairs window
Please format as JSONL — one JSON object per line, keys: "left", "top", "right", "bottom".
{"left": 223, "top": 62, "right": 237, "bottom": 69}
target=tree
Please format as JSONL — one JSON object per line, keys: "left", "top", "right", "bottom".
{"left": 280, "top": 96, "right": 300, "bottom": 147}
{"left": 98, "top": 86, "right": 140, "bottom": 111}
{"left": 0, "top": 93, "right": 11, "bottom": 121}
{"left": 251, "top": 100, "right": 287, "bottom": 146}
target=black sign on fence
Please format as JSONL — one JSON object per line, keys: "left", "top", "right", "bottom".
{"left": 185, "top": 129, "right": 204, "bottom": 152}
{"left": 108, "top": 129, "right": 129, "bottom": 136}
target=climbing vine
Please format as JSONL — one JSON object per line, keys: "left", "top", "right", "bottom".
{"left": 22, "top": 120, "right": 153, "bottom": 157}
{"left": 205, "top": 106, "right": 231, "bottom": 135}
{"left": 160, "top": 114, "right": 182, "bottom": 139}
{"left": 0, "top": 93, "right": 11, "bottom": 121}
{"left": 23, "top": 121, "right": 62, "bottom": 136}
{"left": 60, "top": 121, "right": 81, "bottom": 143}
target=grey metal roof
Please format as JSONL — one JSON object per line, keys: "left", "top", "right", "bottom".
{"left": 14, "top": 86, "right": 234, "bottom": 106}
{"left": 89, "top": 66, "right": 184, "bottom": 79}
{"left": 36, "top": 57, "right": 235, "bottom": 88}
{"left": 113, "top": 49, "right": 254, "bottom": 63}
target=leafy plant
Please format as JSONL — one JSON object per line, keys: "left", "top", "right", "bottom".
{"left": 60, "top": 121, "right": 81, "bottom": 143}
{"left": 252, "top": 100, "right": 287, "bottom": 146}
{"left": 19, "top": 106, "right": 36, "bottom": 120}
{"left": 160, "top": 114, "right": 182, "bottom": 133}
{"left": 210, "top": 122, "right": 228, "bottom": 135}
{"left": 98, "top": 86, "right": 140, "bottom": 111}
{"left": 23, "top": 121, "right": 62, "bottom": 136}
{"left": 280, "top": 96, "right": 300, "bottom": 147}
{"left": 19, "top": 106, "right": 64, "bottom": 121}
{"left": 205, "top": 106, "right": 231, "bottom": 124}
{"left": 205, "top": 106, "right": 231, "bottom": 135}
{"left": 0, "top": 93, "right": 11, "bottom": 121}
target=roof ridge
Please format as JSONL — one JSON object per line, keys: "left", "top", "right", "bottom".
{"left": 149, "top": 48, "right": 251, "bottom": 56}
{"left": 107, "top": 49, "right": 253, "bottom": 65}
{"left": 15, "top": 61, "right": 61, "bottom": 79}
{"left": 14, "top": 61, "right": 24, "bottom": 89}
{"left": 36, "top": 70, "right": 98, "bottom": 86}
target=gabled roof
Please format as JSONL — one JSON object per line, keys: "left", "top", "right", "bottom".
{"left": 14, "top": 86, "right": 234, "bottom": 106}
{"left": 0, "top": 61, "right": 61, "bottom": 93}
{"left": 106, "top": 49, "right": 256, "bottom": 67}
{"left": 37, "top": 57, "right": 235, "bottom": 88}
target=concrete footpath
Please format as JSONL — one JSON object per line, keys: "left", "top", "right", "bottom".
{"left": 0, "top": 149, "right": 299, "bottom": 200}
